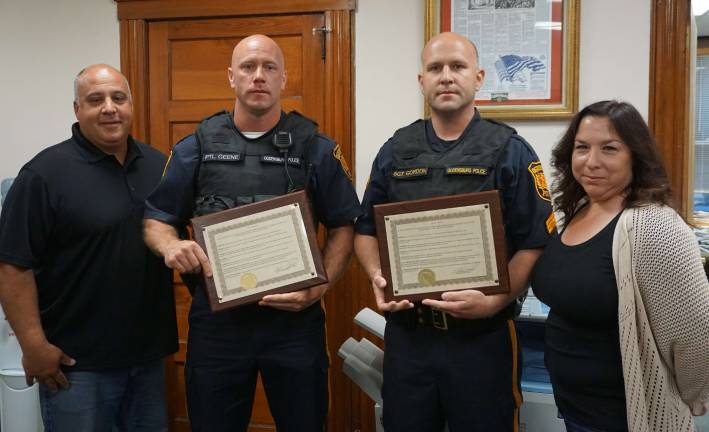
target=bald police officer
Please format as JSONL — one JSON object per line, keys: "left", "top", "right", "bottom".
{"left": 144, "top": 35, "right": 361, "bottom": 432}
{"left": 354, "top": 33, "right": 555, "bottom": 431}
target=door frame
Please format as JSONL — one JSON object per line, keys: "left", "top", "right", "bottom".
{"left": 649, "top": 0, "right": 692, "bottom": 216}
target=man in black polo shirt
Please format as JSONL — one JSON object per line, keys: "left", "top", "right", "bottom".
{"left": 0, "top": 64, "right": 177, "bottom": 432}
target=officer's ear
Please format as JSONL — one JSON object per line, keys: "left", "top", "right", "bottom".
{"left": 474, "top": 68, "right": 485, "bottom": 91}
{"left": 227, "top": 67, "right": 236, "bottom": 89}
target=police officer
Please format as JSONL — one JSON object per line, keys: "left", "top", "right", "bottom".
{"left": 143, "top": 35, "right": 361, "bottom": 432}
{"left": 354, "top": 32, "right": 555, "bottom": 431}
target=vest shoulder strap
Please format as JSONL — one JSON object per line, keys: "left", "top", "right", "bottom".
{"left": 389, "top": 117, "right": 515, "bottom": 158}
{"left": 196, "top": 111, "right": 237, "bottom": 153}
{"left": 474, "top": 117, "right": 516, "bottom": 145}
{"left": 390, "top": 119, "right": 428, "bottom": 157}
{"left": 282, "top": 110, "right": 318, "bottom": 145}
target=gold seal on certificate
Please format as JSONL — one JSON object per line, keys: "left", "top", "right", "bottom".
{"left": 191, "top": 191, "right": 328, "bottom": 311}
{"left": 240, "top": 273, "right": 258, "bottom": 290}
{"left": 374, "top": 191, "right": 510, "bottom": 302}
{"left": 418, "top": 269, "right": 436, "bottom": 286}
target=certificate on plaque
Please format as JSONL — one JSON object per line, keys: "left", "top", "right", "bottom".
{"left": 191, "top": 191, "right": 327, "bottom": 311}
{"left": 374, "top": 191, "right": 510, "bottom": 302}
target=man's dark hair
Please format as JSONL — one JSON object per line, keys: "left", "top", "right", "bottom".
{"left": 551, "top": 100, "right": 672, "bottom": 223}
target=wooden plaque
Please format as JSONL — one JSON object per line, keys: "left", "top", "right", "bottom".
{"left": 374, "top": 190, "right": 510, "bottom": 302}
{"left": 191, "top": 190, "right": 327, "bottom": 311}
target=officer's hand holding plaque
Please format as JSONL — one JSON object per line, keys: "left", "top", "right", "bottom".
{"left": 374, "top": 191, "right": 510, "bottom": 302}
{"left": 191, "top": 190, "right": 327, "bottom": 311}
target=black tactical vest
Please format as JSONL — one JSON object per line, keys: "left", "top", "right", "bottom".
{"left": 387, "top": 117, "right": 515, "bottom": 202}
{"left": 193, "top": 110, "right": 317, "bottom": 216}
{"left": 389, "top": 117, "right": 522, "bottom": 319}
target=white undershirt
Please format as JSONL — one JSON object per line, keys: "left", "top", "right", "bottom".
{"left": 242, "top": 131, "right": 266, "bottom": 139}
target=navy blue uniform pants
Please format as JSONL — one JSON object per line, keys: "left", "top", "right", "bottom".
{"left": 185, "top": 290, "right": 328, "bottom": 432}
{"left": 382, "top": 317, "right": 522, "bottom": 432}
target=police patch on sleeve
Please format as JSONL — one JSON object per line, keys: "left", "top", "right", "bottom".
{"left": 545, "top": 212, "right": 557, "bottom": 234}
{"left": 527, "top": 161, "right": 551, "bottom": 202}
{"left": 333, "top": 143, "right": 353, "bottom": 180}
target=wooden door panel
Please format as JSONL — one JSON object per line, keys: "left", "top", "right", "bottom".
{"left": 167, "top": 100, "right": 303, "bottom": 124}
{"left": 172, "top": 363, "right": 188, "bottom": 417}
{"left": 148, "top": 21, "right": 171, "bottom": 155}
{"left": 169, "top": 102, "right": 233, "bottom": 123}
{"left": 250, "top": 375, "right": 276, "bottom": 430}
{"left": 170, "top": 38, "right": 235, "bottom": 101}
{"left": 171, "top": 123, "right": 199, "bottom": 148}
{"left": 150, "top": 15, "right": 323, "bottom": 155}
{"left": 166, "top": 15, "right": 310, "bottom": 39}
{"left": 164, "top": 335, "right": 189, "bottom": 432}
{"left": 170, "top": 37, "right": 303, "bottom": 101}
{"left": 173, "top": 285, "right": 191, "bottom": 363}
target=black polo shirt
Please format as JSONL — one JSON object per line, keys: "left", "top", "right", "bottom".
{"left": 0, "top": 123, "right": 177, "bottom": 371}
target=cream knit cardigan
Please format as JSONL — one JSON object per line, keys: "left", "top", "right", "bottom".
{"left": 613, "top": 205, "right": 709, "bottom": 432}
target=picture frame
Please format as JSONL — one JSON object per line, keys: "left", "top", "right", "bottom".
{"left": 425, "top": 0, "right": 580, "bottom": 120}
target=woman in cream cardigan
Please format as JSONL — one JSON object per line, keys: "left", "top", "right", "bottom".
{"left": 530, "top": 100, "right": 709, "bottom": 432}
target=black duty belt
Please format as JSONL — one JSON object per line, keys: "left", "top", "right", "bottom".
{"left": 386, "top": 303, "right": 510, "bottom": 332}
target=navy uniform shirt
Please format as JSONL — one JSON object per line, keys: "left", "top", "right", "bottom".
{"left": 0, "top": 123, "right": 178, "bottom": 371}
{"left": 355, "top": 113, "right": 554, "bottom": 258}
{"left": 146, "top": 118, "right": 362, "bottom": 229}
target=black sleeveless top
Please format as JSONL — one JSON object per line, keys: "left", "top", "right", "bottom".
{"left": 530, "top": 212, "right": 628, "bottom": 432}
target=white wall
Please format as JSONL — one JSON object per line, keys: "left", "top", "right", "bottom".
{"left": 0, "top": 0, "right": 650, "bottom": 197}
{"left": 0, "top": 0, "right": 120, "bottom": 182}
{"left": 354, "top": 1, "right": 425, "bottom": 195}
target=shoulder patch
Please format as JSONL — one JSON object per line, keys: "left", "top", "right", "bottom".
{"left": 527, "top": 161, "right": 551, "bottom": 202}
{"left": 333, "top": 143, "right": 353, "bottom": 180}
{"left": 545, "top": 212, "right": 557, "bottom": 234}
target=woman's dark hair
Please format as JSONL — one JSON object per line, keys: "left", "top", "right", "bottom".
{"left": 551, "top": 100, "right": 672, "bottom": 223}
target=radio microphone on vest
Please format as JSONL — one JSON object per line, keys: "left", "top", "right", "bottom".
{"left": 273, "top": 131, "right": 293, "bottom": 153}
{"left": 272, "top": 131, "right": 296, "bottom": 193}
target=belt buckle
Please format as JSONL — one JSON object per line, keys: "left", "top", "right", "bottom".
{"left": 431, "top": 309, "right": 448, "bottom": 330}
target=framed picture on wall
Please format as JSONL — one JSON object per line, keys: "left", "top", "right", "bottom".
{"left": 425, "top": 0, "right": 580, "bottom": 120}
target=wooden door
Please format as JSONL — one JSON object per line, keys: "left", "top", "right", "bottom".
{"left": 147, "top": 14, "right": 325, "bottom": 431}
{"left": 148, "top": 15, "right": 325, "bottom": 154}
